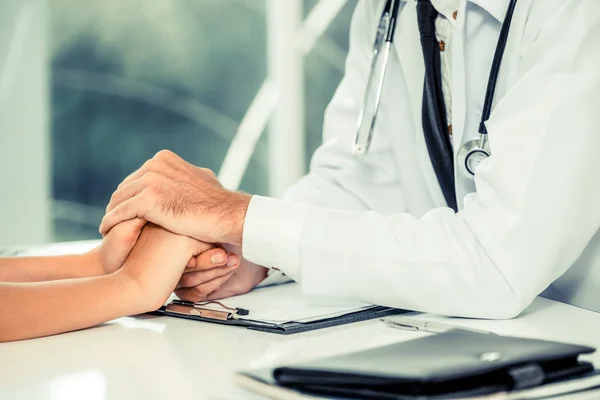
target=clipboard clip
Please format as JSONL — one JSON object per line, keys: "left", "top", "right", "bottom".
{"left": 165, "top": 299, "right": 250, "bottom": 321}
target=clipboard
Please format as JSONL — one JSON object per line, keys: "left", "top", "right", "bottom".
{"left": 151, "top": 283, "right": 407, "bottom": 335}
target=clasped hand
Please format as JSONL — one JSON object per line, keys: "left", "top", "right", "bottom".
{"left": 98, "top": 150, "right": 268, "bottom": 303}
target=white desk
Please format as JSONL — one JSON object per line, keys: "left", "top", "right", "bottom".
{"left": 1, "top": 243, "right": 600, "bottom": 400}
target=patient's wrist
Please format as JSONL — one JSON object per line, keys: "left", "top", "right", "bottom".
{"left": 85, "top": 249, "right": 106, "bottom": 277}
{"left": 112, "top": 269, "right": 149, "bottom": 314}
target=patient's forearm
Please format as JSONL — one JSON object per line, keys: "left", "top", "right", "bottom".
{"left": 0, "top": 272, "right": 143, "bottom": 342}
{"left": 0, "top": 253, "right": 102, "bottom": 282}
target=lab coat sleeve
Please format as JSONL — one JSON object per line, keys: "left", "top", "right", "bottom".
{"left": 244, "top": 1, "right": 600, "bottom": 319}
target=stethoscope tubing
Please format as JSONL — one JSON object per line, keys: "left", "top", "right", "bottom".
{"left": 355, "top": 0, "right": 519, "bottom": 179}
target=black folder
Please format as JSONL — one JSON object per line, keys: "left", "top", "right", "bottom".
{"left": 235, "top": 330, "right": 599, "bottom": 399}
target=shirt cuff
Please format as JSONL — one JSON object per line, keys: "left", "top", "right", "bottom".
{"left": 241, "top": 195, "right": 308, "bottom": 282}
{"left": 256, "top": 269, "right": 293, "bottom": 288}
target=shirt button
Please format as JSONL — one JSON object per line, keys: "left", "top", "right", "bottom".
{"left": 439, "top": 40, "right": 446, "bottom": 51}
{"left": 453, "top": 11, "right": 458, "bottom": 20}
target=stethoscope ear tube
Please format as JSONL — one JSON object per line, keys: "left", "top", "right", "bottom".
{"left": 353, "top": 0, "right": 401, "bottom": 155}
{"left": 353, "top": 41, "right": 393, "bottom": 156}
{"left": 478, "top": 0, "right": 519, "bottom": 137}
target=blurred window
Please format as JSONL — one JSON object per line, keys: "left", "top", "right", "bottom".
{"left": 49, "top": 0, "right": 357, "bottom": 240}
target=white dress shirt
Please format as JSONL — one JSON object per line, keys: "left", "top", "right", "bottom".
{"left": 432, "top": 0, "right": 460, "bottom": 128}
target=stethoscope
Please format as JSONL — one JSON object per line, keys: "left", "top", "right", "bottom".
{"left": 353, "top": 0, "right": 518, "bottom": 178}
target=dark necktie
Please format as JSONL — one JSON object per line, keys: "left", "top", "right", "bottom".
{"left": 416, "top": 0, "right": 457, "bottom": 212}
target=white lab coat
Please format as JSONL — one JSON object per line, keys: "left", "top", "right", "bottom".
{"left": 242, "top": 0, "right": 600, "bottom": 319}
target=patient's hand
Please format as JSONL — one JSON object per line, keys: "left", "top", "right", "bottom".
{"left": 89, "top": 218, "right": 231, "bottom": 278}
{"left": 88, "top": 218, "right": 147, "bottom": 275}
{"left": 118, "top": 224, "right": 216, "bottom": 311}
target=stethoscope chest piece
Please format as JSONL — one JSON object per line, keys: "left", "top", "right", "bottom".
{"left": 457, "top": 135, "right": 491, "bottom": 178}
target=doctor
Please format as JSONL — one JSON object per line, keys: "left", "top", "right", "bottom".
{"left": 100, "top": 0, "right": 600, "bottom": 319}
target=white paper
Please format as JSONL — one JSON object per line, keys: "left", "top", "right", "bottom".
{"left": 220, "top": 283, "right": 374, "bottom": 324}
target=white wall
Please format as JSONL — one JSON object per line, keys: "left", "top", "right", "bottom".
{"left": 0, "top": 0, "right": 50, "bottom": 246}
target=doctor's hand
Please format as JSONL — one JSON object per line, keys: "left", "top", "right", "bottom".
{"left": 99, "top": 150, "right": 251, "bottom": 246}
{"left": 175, "top": 245, "right": 268, "bottom": 302}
